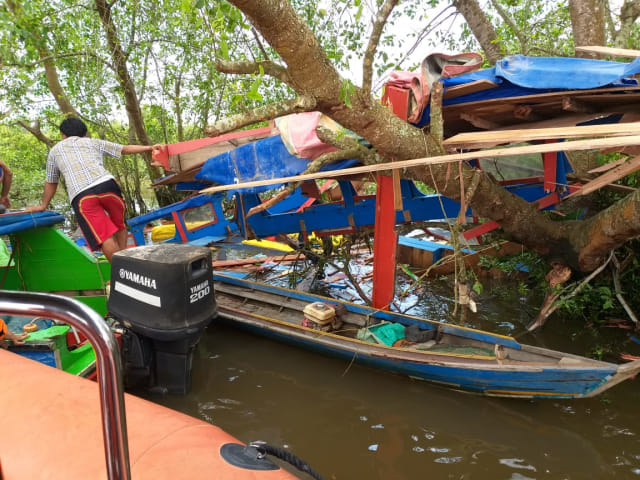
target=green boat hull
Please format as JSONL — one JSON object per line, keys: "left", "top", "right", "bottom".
{"left": 1, "top": 212, "right": 110, "bottom": 376}
{"left": 3, "top": 224, "right": 110, "bottom": 315}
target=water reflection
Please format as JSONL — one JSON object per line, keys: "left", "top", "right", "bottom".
{"left": 140, "top": 321, "right": 640, "bottom": 479}
{"left": 138, "top": 245, "right": 640, "bottom": 478}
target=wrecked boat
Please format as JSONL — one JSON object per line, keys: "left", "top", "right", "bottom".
{"left": 212, "top": 273, "right": 640, "bottom": 399}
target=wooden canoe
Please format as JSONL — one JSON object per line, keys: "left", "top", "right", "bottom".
{"left": 212, "top": 273, "right": 640, "bottom": 399}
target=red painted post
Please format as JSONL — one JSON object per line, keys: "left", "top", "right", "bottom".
{"left": 543, "top": 140, "right": 558, "bottom": 193}
{"left": 372, "top": 174, "right": 397, "bottom": 310}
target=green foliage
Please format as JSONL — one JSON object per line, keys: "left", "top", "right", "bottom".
{"left": 478, "top": 249, "right": 547, "bottom": 281}
{"left": 0, "top": 125, "right": 57, "bottom": 208}
{"left": 556, "top": 283, "right": 616, "bottom": 322}
{"left": 546, "top": 242, "right": 640, "bottom": 325}
{"left": 339, "top": 79, "right": 355, "bottom": 108}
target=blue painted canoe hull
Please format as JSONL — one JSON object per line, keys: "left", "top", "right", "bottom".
{"left": 213, "top": 273, "right": 640, "bottom": 399}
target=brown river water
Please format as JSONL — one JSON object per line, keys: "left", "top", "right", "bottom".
{"left": 138, "top": 270, "right": 640, "bottom": 480}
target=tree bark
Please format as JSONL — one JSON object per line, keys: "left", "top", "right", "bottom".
{"left": 615, "top": 0, "right": 640, "bottom": 48}
{"left": 569, "top": 0, "right": 607, "bottom": 58}
{"left": 452, "top": 0, "right": 504, "bottom": 65}
{"left": 5, "top": 1, "right": 80, "bottom": 118}
{"left": 225, "top": 0, "right": 640, "bottom": 273}
{"left": 94, "top": 0, "right": 180, "bottom": 208}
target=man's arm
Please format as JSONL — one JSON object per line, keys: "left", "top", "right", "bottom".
{"left": 0, "top": 160, "right": 13, "bottom": 209}
{"left": 25, "top": 182, "right": 58, "bottom": 213}
{"left": 121, "top": 144, "right": 163, "bottom": 155}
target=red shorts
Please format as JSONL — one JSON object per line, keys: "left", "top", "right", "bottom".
{"left": 72, "top": 179, "right": 126, "bottom": 251}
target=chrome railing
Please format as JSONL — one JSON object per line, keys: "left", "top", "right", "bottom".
{"left": 0, "top": 290, "right": 130, "bottom": 480}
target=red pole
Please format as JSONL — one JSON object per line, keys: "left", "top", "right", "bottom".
{"left": 372, "top": 174, "right": 397, "bottom": 309}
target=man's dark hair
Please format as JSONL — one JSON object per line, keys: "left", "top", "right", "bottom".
{"left": 59, "top": 118, "right": 88, "bottom": 138}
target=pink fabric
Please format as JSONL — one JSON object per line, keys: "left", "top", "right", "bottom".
{"left": 408, "top": 52, "right": 484, "bottom": 123}
{"left": 387, "top": 71, "right": 418, "bottom": 88}
{"left": 276, "top": 112, "right": 341, "bottom": 160}
{"left": 386, "top": 52, "right": 484, "bottom": 124}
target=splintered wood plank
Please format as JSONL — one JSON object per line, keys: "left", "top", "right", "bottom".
{"left": 200, "top": 134, "right": 640, "bottom": 194}
{"left": 496, "top": 113, "right": 625, "bottom": 131}
{"left": 444, "top": 122, "right": 640, "bottom": 150}
{"left": 569, "top": 154, "right": 640, "bottom": 197}
{"left": 588, "top": 158, "right": 626, "bottom": 173}
{"left": 575, "top": 46, "right": 640, "bottom": 58}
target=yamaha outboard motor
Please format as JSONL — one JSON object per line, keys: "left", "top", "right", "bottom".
{"left": 108, "top": 244, "right": 216, "bottom": 394}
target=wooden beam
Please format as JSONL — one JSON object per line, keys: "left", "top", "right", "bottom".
{"left": 575, "top": 46, "right": 640, "bottom": 58}
{"left": 444, "top": 122, "right": 640, "bottom": 150}
{"left": 562, "top": 96, "right": 596, "bottom": 113}
{"left": 493, "top": 113, "right": 623, "bottom": 131}
{"left": 199, "top": 134, "right": 640, "bottom": 194}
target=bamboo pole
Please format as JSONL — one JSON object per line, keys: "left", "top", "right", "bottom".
{"left": 199, "top": 134, "right": 640, "bottom": 194}
{"left": 574, "top": 46, "right": 640, "bottom": 58}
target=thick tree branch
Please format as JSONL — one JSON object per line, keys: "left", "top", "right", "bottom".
{"left": 95, "top": 0, "right": 151, "bottom": 146}
{"left": 315, "top": 125, "right": 382, "bottom": 165}
{"left": 228, "top": 0, "right": 439, "bottom": 164}
{"left": 204, "top": 96, "right": 316, "bottom": 137}
{"left": 225, "top": 0, "right": 640, "bottom": 276}
{"left": 577, "top": 187, "right": 640, "bottom": 270}
{"left": 362, "top": 0, "right": 398, "bottom": 95}
{"left": 216, "top": 59, "right": 292, "bottom": 85}
{"left": 616, "top": 0, "right": 640, "bottom": 48}
{"left": 16, "top": 120, "right": 55, "bottom": 148}
{"left": 569, "top": 0, "right": 606, "bottom": 58}
{"left": 429, "top": 82, "right": 445, "bottom": 148}
{"left": 452, "top": 0, "right": 504, "bottom": 64}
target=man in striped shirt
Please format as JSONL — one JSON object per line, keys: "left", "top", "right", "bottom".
{"left": 28, "top": 118, "right": 162, "bottom": 262}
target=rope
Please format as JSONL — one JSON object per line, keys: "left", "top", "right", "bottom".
{"left": 248, "top": 441, "right": 326, "bottom": 480}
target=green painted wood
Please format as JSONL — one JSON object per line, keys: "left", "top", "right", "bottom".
{"left": 10, "top": 227, "right": 110, "bottom": 291}
{"left": 2, "top": 226, "right": 110, "bottom": 316}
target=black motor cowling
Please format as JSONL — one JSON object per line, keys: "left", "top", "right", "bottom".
{"left": 108, "top": 244, "right": 216, "bottom": 394}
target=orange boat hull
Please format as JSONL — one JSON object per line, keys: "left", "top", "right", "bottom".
{"left": 0, "top": 349, "right": 298, "bottom": 479}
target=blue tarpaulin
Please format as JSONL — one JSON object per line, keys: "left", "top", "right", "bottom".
{"left": 415, "top": 55, "right": 640, "bottom": 125}
{"left": 444, "top": 55, "right": 640, "bottom": 90}
{"left": 195, "top": 135, "right": 359, "bottom": 194}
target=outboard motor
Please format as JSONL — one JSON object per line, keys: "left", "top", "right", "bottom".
{"left": 107, "top": 244, "right": 216, "bottom": 394}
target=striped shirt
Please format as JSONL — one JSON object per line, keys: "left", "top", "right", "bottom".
{"left": 46, "top": 136, "right": 123, "bottom": 201}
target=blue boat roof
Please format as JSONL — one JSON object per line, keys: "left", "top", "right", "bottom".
{"left": 0, "top": 211, "right": 65, "bottom": 235}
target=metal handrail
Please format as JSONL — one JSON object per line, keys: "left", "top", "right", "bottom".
{"left": 0, "top": 290, "right": 130, "bottom": 480}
